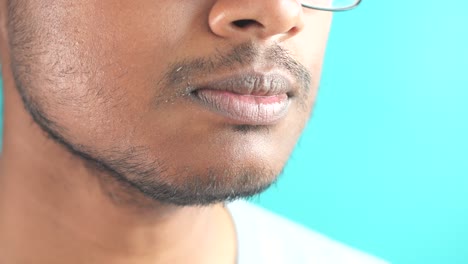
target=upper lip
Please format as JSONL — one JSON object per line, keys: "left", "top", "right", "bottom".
{"left": 191, "top": 71, "right": 295, "bottom": 97}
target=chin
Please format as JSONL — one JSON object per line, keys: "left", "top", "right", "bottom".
{"left": 124, "top": 162, "right": 280, "bottom": 206}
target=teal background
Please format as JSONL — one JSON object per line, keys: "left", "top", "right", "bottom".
{"left": 1, "top": 1, "right": 467, "bottom": 263}
{"left": 254, "top": 1, "right": 468, "bottom": 264}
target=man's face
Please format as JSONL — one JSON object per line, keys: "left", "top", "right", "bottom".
{"left": 7, "top": 0, "right": 331, "bottom": 205}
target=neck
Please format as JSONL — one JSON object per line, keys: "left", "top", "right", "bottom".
{"left": 0, "top": 75, "right": 237, "bottom": 263}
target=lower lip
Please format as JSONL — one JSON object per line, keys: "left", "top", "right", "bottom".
{"left": 194, "top": 89, "right": 290, "bottom": 125}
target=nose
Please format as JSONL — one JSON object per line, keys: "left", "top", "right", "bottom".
{"left": 208, "top": 0, "right": 305, "bottom": 42}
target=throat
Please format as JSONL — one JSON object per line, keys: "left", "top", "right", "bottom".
{"left": 0, "top": 146, "right": 238, "bottom": 263}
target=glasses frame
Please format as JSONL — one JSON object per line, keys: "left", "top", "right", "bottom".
{"left": 301, "top": 0, "right": 362, "bottom": 12}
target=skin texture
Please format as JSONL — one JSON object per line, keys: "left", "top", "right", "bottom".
{"left": 0, "top": 0, "right": 332, "bottom": 263}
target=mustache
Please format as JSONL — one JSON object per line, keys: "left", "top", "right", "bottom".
{"left": 162, "top": 42, "right": 312, "bottom": 96}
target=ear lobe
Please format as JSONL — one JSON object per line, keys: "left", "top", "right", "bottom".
{"left": 0, "top": 0, "right": 13, "bottom": 79}
{"left": 0, "top": 0, "right": 10, "bottom": 63}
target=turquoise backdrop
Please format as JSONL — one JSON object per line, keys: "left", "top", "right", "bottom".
{"left": 254, "top": 1, "right": 468, "bottom": 263}
{"left": 1, "top": 0, "right": 467, "bottom": 263}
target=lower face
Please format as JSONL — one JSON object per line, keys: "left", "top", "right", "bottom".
{"left": 8, "top": 0, "right": 332, "bottom": 205}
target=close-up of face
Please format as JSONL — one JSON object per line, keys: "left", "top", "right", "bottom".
{"left": 5, "top": 0, "right": 332, "bottom": 206}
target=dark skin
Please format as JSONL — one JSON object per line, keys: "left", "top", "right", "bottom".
{"left": 0, "top": 0, "right": 331, "bottom": 263}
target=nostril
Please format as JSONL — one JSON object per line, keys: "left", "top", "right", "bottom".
{"left": 232, "top": 19, "right": 261, "bottom": 29}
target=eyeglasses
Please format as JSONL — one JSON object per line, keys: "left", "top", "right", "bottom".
{"left": 301, "top": 0, "right": 362, "bottom": 11}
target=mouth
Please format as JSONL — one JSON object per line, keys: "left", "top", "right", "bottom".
{"left": 189, "top": 71, "right": 295, "bottom": 125}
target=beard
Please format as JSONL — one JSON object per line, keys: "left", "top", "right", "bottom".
{"left": 9, "top": 42, "right": 310, "bottom": 207}
{"left": 12, "top": 81, "right": 281, "bottom": 207}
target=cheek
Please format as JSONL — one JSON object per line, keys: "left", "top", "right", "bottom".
{"left": 19, "top": 1, "right": 205, "bottom": 147}
{"left": 293, "top": 11, "right": 332, "bottom": 69}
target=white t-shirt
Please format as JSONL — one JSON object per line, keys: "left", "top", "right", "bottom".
{"left": 227, "top": 200, "right": 389, "bottom": 264}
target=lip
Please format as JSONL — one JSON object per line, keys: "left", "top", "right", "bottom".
{"left": 189, "top": 71, "right": 294, "bottom": 125}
